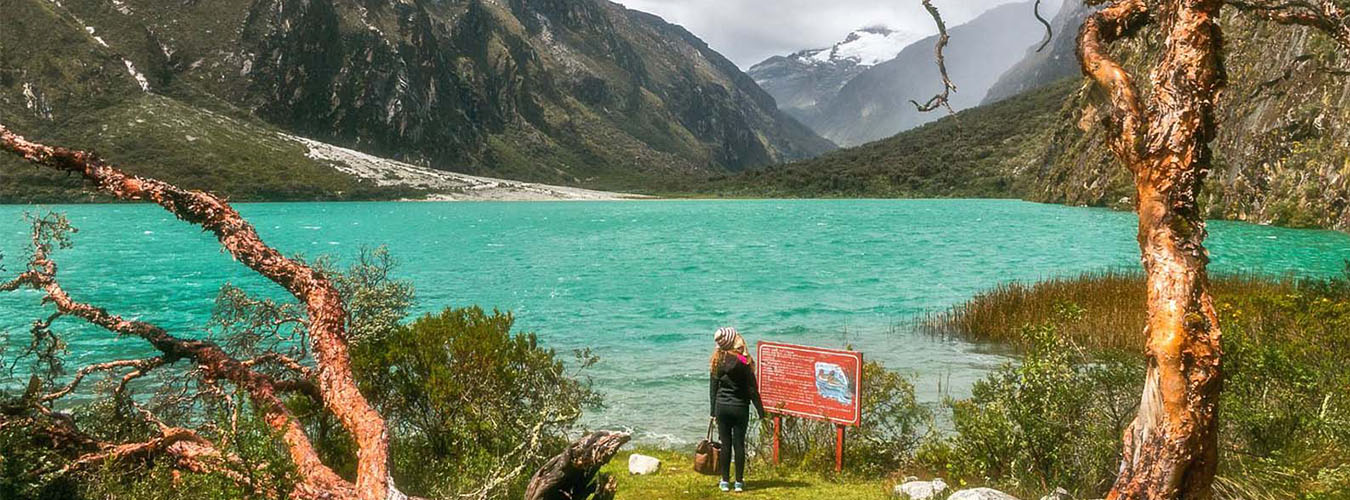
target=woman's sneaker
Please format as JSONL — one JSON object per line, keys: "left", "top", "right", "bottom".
{"left": 719, "top": 481, "right": 730, "bottom": 492}
{"left": 734, "top": 482, "right": 745, "bottom": 493}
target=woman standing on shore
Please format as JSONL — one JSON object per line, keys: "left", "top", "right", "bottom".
{"left": 709, "top": 327, "right": 766, "bottom": 493}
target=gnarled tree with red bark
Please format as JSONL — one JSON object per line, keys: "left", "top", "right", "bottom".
{"left": 1078, "top": 1, "right": 1347, "bottom": 498}
{"left": 917, "top": 0, "right": 1349, "bottom": 497}
{"left": 0, "top": 125, "right": 626, "bottom": 500}
{"left": 0, "top": 124, "right": 400, "bottom": 500}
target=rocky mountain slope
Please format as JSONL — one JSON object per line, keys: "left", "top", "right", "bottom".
{"left": 807, "top": 1, "right": 1055, "bottom": 147}
{"left": 747, "top": 27, "right": 922, "bottom": 127}
{"left": 0, "top": 0, "right": 832, "bottom": 201}
{"left": 982, "top": 1, "right": 1093, "bottom": 104}
{"left": 1036, "top": 11, "right": 1350, "bottom": 230}
{"left": 717, "top": 8, "right": 1350, "bottom": 231}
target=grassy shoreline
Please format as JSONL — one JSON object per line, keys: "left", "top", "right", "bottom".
{"left": 598, "top": 267, "right": 1350, "bottom": 499}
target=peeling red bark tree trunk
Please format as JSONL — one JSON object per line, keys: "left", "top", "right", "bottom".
{"left": 0, "top": 125, "right": 392, "bottom": 500}
{"left": 1079, "top": 0, "right": 1227, "bottom": 498}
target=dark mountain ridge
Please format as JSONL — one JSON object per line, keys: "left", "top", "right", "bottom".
{"left": 0, "top": 0, "right": 832, "bottom": 200}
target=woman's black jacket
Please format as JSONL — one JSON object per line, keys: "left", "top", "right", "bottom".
{"left": 709, "top": 354, "right": 766, "bottom": 418}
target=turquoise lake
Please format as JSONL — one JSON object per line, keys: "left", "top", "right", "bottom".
{"left": 3, "top": 199, "right": 1349, "bottom": 444}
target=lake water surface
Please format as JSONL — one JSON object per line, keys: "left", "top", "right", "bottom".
{"left": 2, "top": 200, "right": 1348, "bottom": 443}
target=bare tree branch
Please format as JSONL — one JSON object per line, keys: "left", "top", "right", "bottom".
{"left": 912, "top": 0, "right": 957, "bottom": 114}
{"left": 40, "top": 357, "right": 166, "bottom": 402}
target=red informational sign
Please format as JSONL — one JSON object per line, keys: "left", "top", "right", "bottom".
{"left": 756, "top": 341, "right": 863, "bottom": 427}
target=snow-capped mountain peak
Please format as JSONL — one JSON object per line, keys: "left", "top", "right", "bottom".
{"left": 802, "top": 26, "right": 921, "bottom": 67}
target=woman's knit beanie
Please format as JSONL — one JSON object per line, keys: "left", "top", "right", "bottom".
{"left": 714, "top": 327, "right": 738, "bottom": 350}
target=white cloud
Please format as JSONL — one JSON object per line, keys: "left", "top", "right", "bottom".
{"left": 612, "top": 0, "right": 1044, "bottom": 68}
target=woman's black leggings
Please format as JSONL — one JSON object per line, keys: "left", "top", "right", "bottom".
{"left": 715, "top": 405, "right": 749, "bottom": 483}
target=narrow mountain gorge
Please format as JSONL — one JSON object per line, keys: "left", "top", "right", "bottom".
{"left": 724, "top": 5, "right": 1350, "bottom": 231}
{"left": 0, "top": 0, "right": 831, "bottom": 201}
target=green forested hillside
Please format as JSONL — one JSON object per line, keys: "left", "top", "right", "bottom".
{"left": 711, "top": 78, "right": 1078, "bottom": 200}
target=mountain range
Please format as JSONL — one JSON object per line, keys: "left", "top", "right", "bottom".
{"left": 746, "top": 26, "right": 922, "bottom": 129}
{"left": 748, "top": 0, "right": 1061, "bottom": 147}
{"left": 0, "top": 0, "right": 832, "bottom": 201}
{"left": 5, "top": 0, "right": 1348, "bottom": 232}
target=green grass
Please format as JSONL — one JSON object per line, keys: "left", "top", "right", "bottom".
{"left": 601, "top": 449, "right": 893, "bottom": 500}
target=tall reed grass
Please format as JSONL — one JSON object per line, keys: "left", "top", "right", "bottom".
{"left": 922, "top": 269, "right": 1301, "bottom": 353}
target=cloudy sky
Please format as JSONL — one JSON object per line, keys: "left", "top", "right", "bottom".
{"left": 611, "top": 0, "right": 1040, "bottom": 68}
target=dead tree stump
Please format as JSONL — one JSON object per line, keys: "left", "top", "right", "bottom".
{"left": 523, "top": 431, "right": 630, "bottom": 500}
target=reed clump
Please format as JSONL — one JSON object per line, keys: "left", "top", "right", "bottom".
{"left": 923, "top": 269, "right": 1301, "bottom": 353}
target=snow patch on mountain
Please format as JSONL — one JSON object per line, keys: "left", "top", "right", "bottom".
{"left": 123, "top": 60, "right": 150, "bottom": 92}
{"left": 801, "top": 27, "right": 922, "bottom": 67}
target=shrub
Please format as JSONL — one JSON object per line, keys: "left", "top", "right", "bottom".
{"left": 1210, "top": 272, "right": 1350, "bottom": 499}
{"left": 757, "top": 361, "right": 932, "bottom": 476}
{"left": 77, "top": 405, "right": 297, "bottom": 500}
{"left": 349, "top": 306, "right": 602, "bottom": 497}
{"left": 0, "top": 393, "right": 297, "bottom": 500}
{"left": 918, "top": 320, "right": 1141, "bottom": 497}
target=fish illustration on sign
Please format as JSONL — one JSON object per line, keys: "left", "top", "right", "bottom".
{"left": 814, "top": 362, "right": 852, "bottom": 405}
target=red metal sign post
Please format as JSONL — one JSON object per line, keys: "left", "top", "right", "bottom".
{"left": 772, "top": 416, "right": 782, "bottom": 465}
{"left": 756, "top": 341, "right": 863, "bottom": 473}
{"left": 836, "top": 424, "right": 846, "bottom": 472}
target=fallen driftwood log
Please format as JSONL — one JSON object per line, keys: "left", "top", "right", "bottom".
{"left": 524, "top": 431, "right": 631, "bottom": 500}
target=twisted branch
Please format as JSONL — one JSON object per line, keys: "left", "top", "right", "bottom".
{"left": 1, "top": 219, "right": 357, "bottom": 499}
{"left": 912, "top": 0, "right": 957, "bottom": 113}
{"left": 0, "top": 124, "right": 393, "bottom": 500}
{"left": 1077, "top": 0, "right": 1151, "bottom": 171}
{"left": 1035, "top": 0, "right": 1055, "bottom": 52}
{"left": 40, "top": 357, "right": 166, "bottom": 402}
